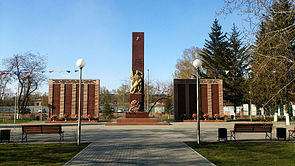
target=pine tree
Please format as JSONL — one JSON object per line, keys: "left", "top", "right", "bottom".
{"left": 102, "top": 101, "right": 113, "bottom": 119}
{"left": 199, "top": 19, "right": 229, "bottom": 79}
{"left": 226, "top": 24, "right": 250, "bottom": 115}
{"left": 199, "top": 19, "right": 250, "bottom": 117}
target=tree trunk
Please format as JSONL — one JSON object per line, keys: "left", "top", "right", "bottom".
{"left": 234, "top": 105, "right": 237, "bottom": 120}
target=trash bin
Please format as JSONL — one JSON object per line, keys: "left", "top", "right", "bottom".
{"left": 218, "top": 128, "right": 227, "bottom": 141}
{"left": 0, "top": 130, "right": 10, "bottom": 143}
{"left": 277, "top": 128, "right": 286, "bottom": 140}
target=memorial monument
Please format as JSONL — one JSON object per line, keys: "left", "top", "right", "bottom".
{"left": 106, "top": 32, "right": 168, "bottom": 125}
{"left": 130, "top": 32, "right": 144, "bottom": 111}
{"left": 48, "top": 79, "right": 100, "bottom": 120}
{"left": 174, "top": 79, "right": 224, "bottom": 121}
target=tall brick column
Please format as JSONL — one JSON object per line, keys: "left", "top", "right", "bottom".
{"left": 71, "top": 84, "right": 77, "bottom": 117}
{"left": 130, "top": 32, "right": 144, "bottom": 111}
{"left": 60, "top": 84, "right": 65, "bottom": 117}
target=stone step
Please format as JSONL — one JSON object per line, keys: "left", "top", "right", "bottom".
{"left": 105, "top": 118, "right": 170, "bottom": 126}
{"left": 117, "top": 118, "right": 158, "bottom": 123}
{"left": 105, "top": 122, "right": 170, "bottom": 125}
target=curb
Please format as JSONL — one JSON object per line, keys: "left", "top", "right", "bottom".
{"left": 182, "top": 142, "right": 216, "bottom": 166}
{"left": 64, "top": 142, "right": 93, "bottom": 165}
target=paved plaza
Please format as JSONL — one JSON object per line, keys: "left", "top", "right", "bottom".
{"left": 1, "top": 122, "right": 294, "bottom": 165}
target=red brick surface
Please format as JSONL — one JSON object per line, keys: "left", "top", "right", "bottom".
{"left": 125, "top": 112, "right": 149, "bottom": 118}
{"left": 105, "top": 118, "right": 169, "bottom": 125}
{"left": 76, "top": 84, "right": 84, "bottom": 114}
{"left": 49, "top": 79, "right": 100, "bottom": 120}
{"left": 183, "top": 120, "right": 226, "bottom": 122}
{"left": 132, "top": 32, "right": 144, "bottom": 71}
{"left": 64, "top": 84, "right": 72, "bottom": 116}
{"left": 130, "top": 32, "right": 144, "bottom": 111}
{"left": 201, "top": 84, "right": 208, "bottom": 114}
{"left": 88, "top": 84, "right": 95, "bottom": 117}
{"left": 211, "top": 84, "right": 219, "bottom": 115}
{"left": 117, "top": 118, "right": 157, "bottom": 123}
{"left": 52, "top": 84, "right": 60, "bottom": 116}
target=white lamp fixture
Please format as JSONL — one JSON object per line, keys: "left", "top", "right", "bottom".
{"left": 76, "top": 58, "right": 86, "bottom": 68}
{"left": 193, "top": 58, "right": 202, "bottom": 68}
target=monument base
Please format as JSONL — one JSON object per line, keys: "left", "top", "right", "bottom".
{"left": 125, "top": 112, "right": 149, "bottom": 118}
{"left": 105, "top": 112, "right": 170, "bottom": 125}
{"left": 183, "top": 120, "right": 226, "bottom": 122}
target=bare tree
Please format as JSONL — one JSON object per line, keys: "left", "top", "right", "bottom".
{"left": 153, "top": 80, "right": 173, "bottom": 96}
{"left": 174, "top": 47, "right": 201, "bottom": 79}
{"left": 116, "top": 82, "right": 130, "bottom": 106}
{"left": 0, "top": 72, "right": 12, "bottom": 101}
{"left": 221, "top": 0, "right": 295, "bottom": 110}
{"left": 4, "top": 53, "right": 47, "bottom": 115}
{"left": 221, "top": 0, "right": 295, "bottom": 64}
{"left": 147, "top": 80, "right": 174, "bottom": 114}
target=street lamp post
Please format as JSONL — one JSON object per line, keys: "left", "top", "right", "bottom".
{"left": 249, "top": 91, "right": 252, "bottom": 122}
{"left": 40, "top": 97, "right": 43, "bottom": 121}
{"left": 76, "top": 58, "right": 86, "bottom": 146}
{"left": 16, "top": 82, "right": 20, "bottom": 120}
{"left": 14, "top": 90, "right": 17, "bottom": 124}
{"left": 193, "top": 58, "right": 202, "bottom": 145}
{"left": 147, "top": 69, "right": 149, "bottom": 112}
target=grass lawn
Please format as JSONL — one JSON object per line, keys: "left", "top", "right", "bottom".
{"left": 0, "top": 143, "right": 88, "bottom": 166}
{"left": 186, "top": 142, "right": 295, "bottom": 166}
{"left": 0, "top": 119, "right": 35, "bottom": 124}
{"left": 157, "top": 117, "right": 174, "bottom": 121}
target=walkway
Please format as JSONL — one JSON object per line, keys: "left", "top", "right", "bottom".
{"left": 65, "top": 123, "right": 215, "bottom": 166}
{"left": 1, "top": 121, "right": 294, "bottom": 165}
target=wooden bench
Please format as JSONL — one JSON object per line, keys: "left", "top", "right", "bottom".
{"left": 288, "top": 127, "right": 295, "bottom": 140}
{"left": 230, "top": 123, "right": 273, "bottom": 140}
{"left": 22, "top": 124, "right": 64, "bottom": 142}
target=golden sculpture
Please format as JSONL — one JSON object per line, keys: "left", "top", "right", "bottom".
{"left": 130, "top": 69, "right": 143, "bottom": 94}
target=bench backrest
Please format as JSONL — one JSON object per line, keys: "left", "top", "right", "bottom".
{"left": 234, "top": 123, "right": 253, "bottom": 132}
{"left": 253, "top": 123, "right": 272, "bottom": 132}
{"left": 234, "top": 123, "right": 272, "bottom": 132}
{"left": 22, "top": 125, "right": 42, "bottom": 134}
{"left": 42, "top": 125, "right": 62, "bottom": 133}
{"left": 22, "top": 125, "right": 62, "bottom": 134}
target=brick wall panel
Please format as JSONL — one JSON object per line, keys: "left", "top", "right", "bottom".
{"left": 211, "top": 84, "right": 219, "bottom": 115}
{"left": 88, "top": 84, "right": 95, "bottom": 117}
{"left": 65, "top": 84, "right": 72, "bottom": 116}
{"left": 201, "top": 84, "right": 208, "bottom": 114}
{"left": 52, "top": 84, "right": 60, "bottom": 116}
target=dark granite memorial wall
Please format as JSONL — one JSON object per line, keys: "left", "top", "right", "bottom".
{"left": 174, "top": 79, "right": 223, "bottom": 121}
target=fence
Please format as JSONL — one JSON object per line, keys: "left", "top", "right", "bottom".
{"left": 0, "top": 106, "right": 49, "bottom": 120}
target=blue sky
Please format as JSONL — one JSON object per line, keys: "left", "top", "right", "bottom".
{"left": 0, "top": 0, "right": 243, "bottom": 92}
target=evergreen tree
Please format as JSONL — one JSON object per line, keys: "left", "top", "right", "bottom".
{"left": 226, "top": 24, "right": 250, "bottom": 115}
{"left": 102, "top": 101, "right": 113, "bottom": 119}
{"left": 199, "top": 19, "right": 229, "bottom": 79}
{"left": 199, "top": 19, "right": 250, "bottom": 117}
{"left": 251, "top": 0, "right": 295, "bottom": 110}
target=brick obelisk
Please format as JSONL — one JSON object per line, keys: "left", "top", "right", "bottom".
{"left": 130, "top": 32, "right": 144, "bottom": 111}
